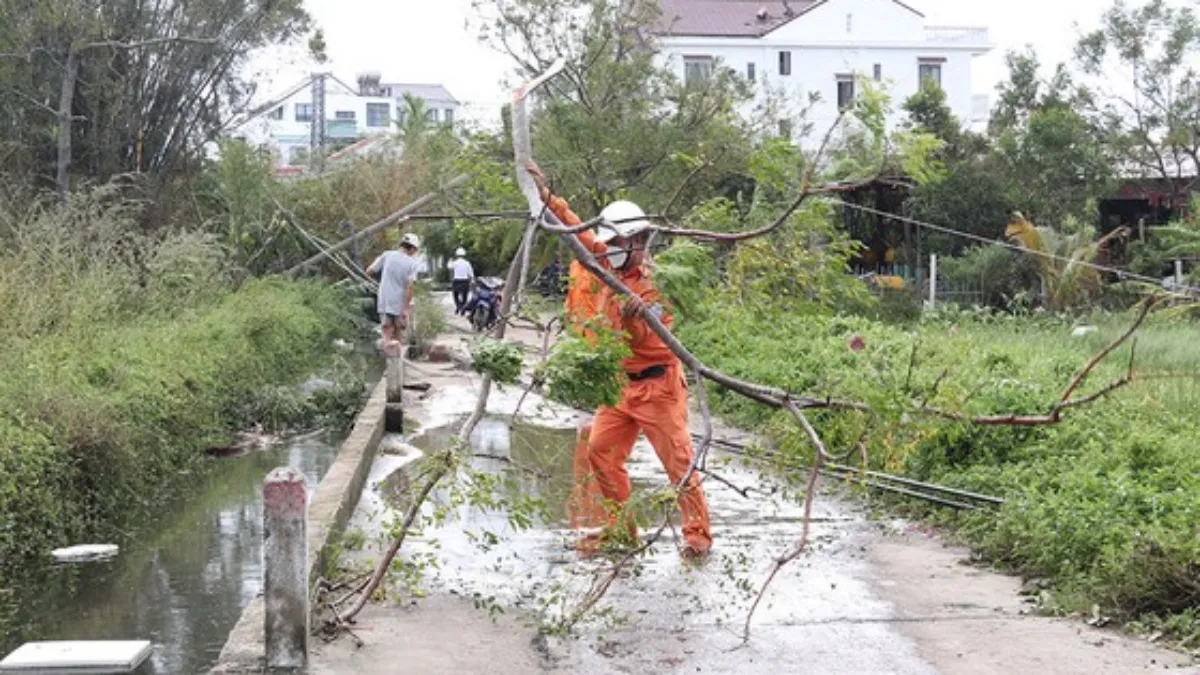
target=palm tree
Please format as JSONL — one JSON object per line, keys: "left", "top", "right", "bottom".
{"left": 397, "top": 93, "right": 433, "bottom": 153}
{"left": 1005, "top": 211, "right": 1128, "bottom": 311}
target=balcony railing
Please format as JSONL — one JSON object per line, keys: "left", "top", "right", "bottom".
{"left": 924, "top": 25, "right": 990, "bottom": 46}
{"left": 325, "top": 120, "right": 359, "bottom": 140}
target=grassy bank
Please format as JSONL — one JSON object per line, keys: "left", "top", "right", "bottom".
{"left": 0, "top": 280, "right": 351, "bottom": 574}
{"left": 0, "top": 191, "right": 362, "bottom": 584}
{"left": 679, "top": 306, "right": 1200, "bottom": 644}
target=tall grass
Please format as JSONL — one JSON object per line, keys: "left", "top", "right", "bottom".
{"left": 0, "top": 188, "right": 351, "bottom": 581}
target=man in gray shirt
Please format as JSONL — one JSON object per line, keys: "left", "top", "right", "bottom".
{"left": 367, "top": 232, "right": 422, "bottom": 355}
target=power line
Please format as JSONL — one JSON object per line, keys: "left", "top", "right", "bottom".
{"left": 828, "top": 199, "right": 1200, "bottom": 295}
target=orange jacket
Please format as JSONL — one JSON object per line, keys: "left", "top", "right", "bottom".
{"left": 546, "top": 196, "right": 676, "bottom": 373}
{"left": 566, "top": 259, "right": 602, "bottom": 327}
{"left": 547, "top": 195, "right": 603, "bottom": 329}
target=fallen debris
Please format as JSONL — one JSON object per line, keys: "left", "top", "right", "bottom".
{"left": 50, "top": 544, "right": 119, "bottom": 563}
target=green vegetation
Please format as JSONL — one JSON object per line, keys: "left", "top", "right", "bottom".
{"left": 678, "top": 301, "right": 1200, "bottom": 644}
{"left": 538, "top": 329, "right": 631, "bottom": 410}
{"left": 470, "top": 339, "right": 526, "bottom": 385}
{"left": 0, "top": 280, "right": 350, "bottom": 574}
{"left": 409, "top": 281, "right": 449, "bottom": 357}
{"left": 0, "top": 188, "right": 358, "bottom": 592}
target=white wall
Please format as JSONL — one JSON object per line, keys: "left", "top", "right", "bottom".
{"left": 660, "top": 43, "right": 979, "bottom": 142}
{"left": 656, "top": 0, "right": 990, "bottom": 146}
{"left": 768, "top": 0, "right": 926, "bottom": 44}
{"left": 231, "top": 87, "right": 396, "bottom": 166}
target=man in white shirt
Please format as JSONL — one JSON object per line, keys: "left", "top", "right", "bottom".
{"left": 447, "top": 247, "right": 475, "bottom": 315}
{"left": 367, "top": 233, "right": 422, "bottom": 356}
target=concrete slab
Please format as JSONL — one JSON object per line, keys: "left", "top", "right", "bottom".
{"left": 0, "top": 641, "right": 151, "bottom": 674}
{"left": 309, "top": 597, "right": 543, "bottom": 674}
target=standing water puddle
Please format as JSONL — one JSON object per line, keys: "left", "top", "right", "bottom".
{"left": 355, "top": 402, "right": 937, "bottom": 673}
{"left": 1, "top": 434, "right": 345, "bottom": 673}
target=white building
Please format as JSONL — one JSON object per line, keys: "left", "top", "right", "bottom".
{"left": 378, "top": 83, "right": 461, "bottom": 127}
{"left": 652, "top": 0, "right": 993, "bottom": 142}
{"left": 229, "top": 74, "right": 460, "bottom": 170}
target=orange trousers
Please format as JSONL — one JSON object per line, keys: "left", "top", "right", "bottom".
{"left": 568, "top": 363, "right": 712, "bottom": 551}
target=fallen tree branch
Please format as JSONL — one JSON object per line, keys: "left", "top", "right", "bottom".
{"left": 698, "top": 468, "right": 758, "bottom": 499}
{"left": 743, "top": 443, "right": 823, "bottom": 644}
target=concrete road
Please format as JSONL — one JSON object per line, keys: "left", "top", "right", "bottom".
{"left": 312, "top": 297, "right": 1197, "bottom": 674}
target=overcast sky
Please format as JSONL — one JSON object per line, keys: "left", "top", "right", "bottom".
{"left": 247, "top": 0, "right": 1157, "bottom": 125}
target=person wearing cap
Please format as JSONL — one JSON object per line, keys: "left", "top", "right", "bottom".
{"left": 526, "top": 161, "right": 713, "bottom": 560}
{"left": 447, "top": 247, "right": 475, "bottom": 315}
{"left": 367, "top": 232, "right": 422, "bottom": 356}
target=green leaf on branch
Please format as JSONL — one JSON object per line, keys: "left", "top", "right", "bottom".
{"left": 469, "top": 338, "right": 524, "bottom": 385}
{"left": 536, "top": 327, "right": 631, "bottom": 410}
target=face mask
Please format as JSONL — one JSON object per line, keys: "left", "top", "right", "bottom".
{"left": 607, "top": 248, "right": 629, "bottom": 270}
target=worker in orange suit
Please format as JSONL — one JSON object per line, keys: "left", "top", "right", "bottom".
{"left": 560, "top": 201, "right": 607, "bottom": 530}
{"left": 563, "top": 258, "right": 607, "bottom": 529}
{"left": 527, "top": 161, "right": 713, "bottom": 559}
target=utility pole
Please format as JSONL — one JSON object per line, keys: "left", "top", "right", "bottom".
{"left": 310, "top": 72, "right": 327, "bottom": 173}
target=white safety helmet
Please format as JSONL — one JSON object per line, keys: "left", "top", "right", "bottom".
{"left": 454, "top": 247, "right": 466, "bottom": 257}
{"left": 596, "top": 200, "right": 650, "bottom": 243}
{"left": 400, "top": 232, "right": 421, "bottom": 249}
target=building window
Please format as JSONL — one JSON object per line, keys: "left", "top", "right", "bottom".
{"left": 779, "top": 51, "right": 792, "bottom": 76}
{"left": 444, "top": 108, "right": 455, "bottom": 125}
{"left": 779, "top": 119, "right": 793, "bottom": 138}
{"left": 397, "top": 109, "right": 408, "bottom": 126}
{"left": 846, "top": 13, "right": 853, "bottom": 32}
{"left": 747, "top": 62, "right": 756, "bottom": 82}
{"left": 919, "top": 59, "right": 944, "bottom": 89}
{"left": 366, "top": 103, "right": 390, "bottom": 128}
{"left": 426, "top": 108, "right": 439, "bottom": 122}
{"left": 268, "top": 106, "right": 283, "bottom": 120}
{"left": 295, "top": 103, "right": 313, "bottom": 122}
{"left": 684, "top": 56, "right": 714, "bottom": 85}
{"left": 836, "top": 75, "right": 856, "bottom": 110}
{"left": 873, "top": 64, "right": 882, "bottom": 81}
{"left": 335, "top": 110, "right": 356, "bottom": 121}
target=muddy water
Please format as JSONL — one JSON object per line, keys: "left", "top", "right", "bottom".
{"left": 1, "top": 434, "right": 345, "bottom": 674}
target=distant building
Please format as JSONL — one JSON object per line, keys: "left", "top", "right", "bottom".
{"left": 228, "top": 73, "right": 460, "bottom": 171}
{"left": 379, "top": 83, "right": 461, "bottom": 127}
{"left": 651, "top": 0, "right": 994, "bottom": 143}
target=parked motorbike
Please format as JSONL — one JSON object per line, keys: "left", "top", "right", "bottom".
{"left": 533, "top": 262, "right": 567, "bottom": 297}
{"left": 464, "top": 277, "right": 505, "bottom": 332}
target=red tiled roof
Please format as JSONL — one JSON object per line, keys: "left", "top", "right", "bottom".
{"left": 652, "top": 0, "right": 923, "bottom": 38}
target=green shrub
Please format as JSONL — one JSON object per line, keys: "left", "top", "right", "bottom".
{"left": 0, "top": 279, "right": 350, "bottom": 580}
{"left": 409, "top": 281, "right": 447, "bottom": 356}
{"left": 537, "top": 328, "right": 631, "bottom": 410}
{"left": 679, "top": 301, "right": 1200, "bottom": 640}
{"left": 470, "top": 339, "right": 525, "bottom": 385}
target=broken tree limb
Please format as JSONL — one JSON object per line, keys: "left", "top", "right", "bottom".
{"left": 286, "top": 173, "right": 470, "bottom": 276}
{"left": 336, "top": 61, "right": 565, "bottom": 631}
{"left": 742, "top": 447, "right": 823, "bottom": 644}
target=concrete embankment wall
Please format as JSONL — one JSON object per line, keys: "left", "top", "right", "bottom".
{"left": 209, "top": 379, "right": 388, "bottom": 674}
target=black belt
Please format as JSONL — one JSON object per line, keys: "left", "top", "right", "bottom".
{"left": 627, "top": 365, "right": 668, "bottom": 381}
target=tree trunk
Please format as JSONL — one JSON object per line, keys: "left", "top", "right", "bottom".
{"left": 56, "top": 48, "right": 79, "bottom": 202}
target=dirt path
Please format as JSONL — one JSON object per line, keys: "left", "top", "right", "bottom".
{"left": 313, "top": 294, "right": 1197, "bottom": 674}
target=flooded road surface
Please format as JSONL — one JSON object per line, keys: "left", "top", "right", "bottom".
{"left": 350, "top": 379, "right": 937, "bottom": 674}
{"left": 3, "top": 434, "right": 344, "bottom": 674}
{"left": 321, "top": 311, "right": 1197, "bottom": 674}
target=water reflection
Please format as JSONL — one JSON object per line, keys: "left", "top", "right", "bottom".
{"left": 2, "top": 434, "right": 343, "bottom": 674}
{"left": 402, "top": 417, "right": 578, "bottom": 526}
